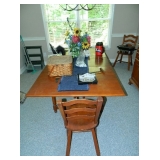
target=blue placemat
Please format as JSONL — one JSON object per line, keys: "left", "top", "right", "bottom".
{"left": 58, "top": 75, "right": 89, "bottom": 91}
{"left": 58, "top": 57, "right": 89, "bottom": 91}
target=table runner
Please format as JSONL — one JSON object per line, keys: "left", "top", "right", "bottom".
{"left": 58, "top": 57, "right": 89, "bottom": 91}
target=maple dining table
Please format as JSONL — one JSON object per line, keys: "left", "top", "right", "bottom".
{"left": 26, "top": 49, "right": 127, "bottom": 113}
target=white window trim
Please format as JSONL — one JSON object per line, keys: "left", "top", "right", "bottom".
{"left": 107, "top": 4, "right": 115, "bottom": 50}
{"left": 41, "top": 4, "right": 51, "bottom": 51}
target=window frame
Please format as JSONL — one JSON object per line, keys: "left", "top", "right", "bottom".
{"left": 41, "top": 4, "right": 115, "bottom": 52}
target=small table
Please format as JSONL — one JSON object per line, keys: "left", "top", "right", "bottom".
{"left": 26, "top": 49, "right": 127, "bottom": 112}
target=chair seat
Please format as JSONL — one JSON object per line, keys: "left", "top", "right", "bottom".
{"left": 118, "top": 50, "right": 134, "bottom": 55}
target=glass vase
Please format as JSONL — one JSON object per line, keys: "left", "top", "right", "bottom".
{"left": 75, "top": 50, "right": 87, "bottom": 67}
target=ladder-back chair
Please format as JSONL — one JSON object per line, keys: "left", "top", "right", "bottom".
{"left": 57, "top": 97, "right": 103, "bottom": 156}
{"left": 112, "top": 34, "right": 138, "bottom": 70}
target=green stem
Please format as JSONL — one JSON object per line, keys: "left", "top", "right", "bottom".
{"left": 67, "top": 17, "right": 73, "bottom": 31}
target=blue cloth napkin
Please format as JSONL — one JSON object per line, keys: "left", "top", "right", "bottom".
{"left": 58, "top": 57, "right": 89, "bottom": 91}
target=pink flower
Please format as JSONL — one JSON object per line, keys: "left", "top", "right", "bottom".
{"left": 72, "top": 35, "right": 80, "bottom": 43}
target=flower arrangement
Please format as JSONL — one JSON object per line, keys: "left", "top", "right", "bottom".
{"left": 64, "top": 19, "right": 91, "bottom": 57}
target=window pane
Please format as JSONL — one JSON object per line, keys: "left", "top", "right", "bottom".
{"left": 45, "top": 4, "right": 76, "bottom": 21}
{"left": 48, "top": 21, "right": 76, "bottom": 47}
{"left": 80, "top": 4, "right": 110, "bottom": 19}
{"left": 81, "top": 20, "right": 109, "bottom": 46}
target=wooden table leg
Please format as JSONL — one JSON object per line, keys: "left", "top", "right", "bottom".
{"left": 52, "top": 97, "right": 58, "bottom": 113}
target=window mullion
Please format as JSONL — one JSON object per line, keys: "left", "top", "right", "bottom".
{"left": 76, "top": 7, "right": 80, "bottom": 28}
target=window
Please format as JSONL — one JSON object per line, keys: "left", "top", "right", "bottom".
{"left": 41, "top": 4, "right": 114, "bottom": 50}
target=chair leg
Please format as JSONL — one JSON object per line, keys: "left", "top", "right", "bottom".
{"left": 131, "top": 55, "right": 133, "bottom": 65}
{"left": 91, "top": 128, "right": 100, "bottom": 156}
{"left": 128, "top": 55, "right": 131, "bottom": 70}
{"left": 66, "top": 130, "right": 72, "bottom": 156}
{"left": 120, "top": 53, "right": 123, "bottom": 63}
{"left": 112, "top": 52, "right": 120, "bottom": 67}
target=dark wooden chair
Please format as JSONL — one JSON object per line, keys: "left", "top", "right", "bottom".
{"left": 57, "top": 97, "right": 103, "bottom": 156}
{"left": 112, "top": 35, "right": 138, "bottom": 70}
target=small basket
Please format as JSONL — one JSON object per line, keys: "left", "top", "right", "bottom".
{"left": 47, "top": 55, "right": 73, "bottom": 77}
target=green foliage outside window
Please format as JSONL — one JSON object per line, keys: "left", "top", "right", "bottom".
{"left": 44, "top": 4, "right": 110, "bottom": 47}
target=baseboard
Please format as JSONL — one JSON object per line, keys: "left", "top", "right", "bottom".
{"left": 20, "top": 65, "right": 26, "bottom": 74}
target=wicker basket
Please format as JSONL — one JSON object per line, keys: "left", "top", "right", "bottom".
{"left": 47, "top": 55, "right": 73, "bottom": 77}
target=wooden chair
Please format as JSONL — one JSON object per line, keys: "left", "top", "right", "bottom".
{"left": 57, "top": 97, "right": 103, "bottom": 156}
{"left": 112, "top": 35, "right": 138, "bottom": 70}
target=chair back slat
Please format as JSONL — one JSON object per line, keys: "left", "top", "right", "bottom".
{"left": 66, "top": 115, "right": 95, "bottom": 122}
{"left": 57, "top": 97, "right": 103, "bottom": 130}
{"left": 123, "top": 35, "right": 138, "bottom": 47}
{"left": 62, "top": 99, "right": 98, "bottom": 106}
{"left": 65, "top": 107, "right": 96, "bottom": 116}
